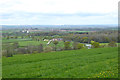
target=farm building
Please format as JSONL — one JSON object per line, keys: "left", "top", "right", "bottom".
{"left": 21, "top": 30, "right": 30, "bottom": 33}
{"left": 46, "top": 38, "right": 63, "bottom": 45}
{"left": 51, "top": 38, "right": 63, "bottom": 41}
{"left": 85, "top": 44, "right": 92, "bottom": 49}
{"left": 44, "top": 39, "right": 49, "bottom": 41}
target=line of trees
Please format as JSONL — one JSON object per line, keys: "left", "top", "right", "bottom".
{"left": 2, "top": 40, "right": 117, "bottom": 57}
{"left": 62, "top": 31, "right": 118, "bottom": 43}
{"left": 2, "top": 43, "right": 43, "bottom": 57}
{"left": 3, "top": 30, "right": 118, "bottom": 43}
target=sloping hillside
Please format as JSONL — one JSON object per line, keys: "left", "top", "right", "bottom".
{"left": 2, "top": 47, "right": 118, "bottom": 78}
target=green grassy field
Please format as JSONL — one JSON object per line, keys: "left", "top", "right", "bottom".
{"left": 0, "top": 58, "right": 2, "bottom": 79}
{"left": 19, "top": 40, "right": 74, "bottom": 48}
{"left": 2, "top": 47, "right": 118, "bottom": 78}
{"left": 3, "top": 37, "right": 119, "bottom": 47}
{"left": 2, "top": 38, "right": 74, "bottom": 48}
{"left": 100, "top": 43, "right": 120, "bottom": 46}
{"left": 2, "top": 39, "right": 31, "bottom": 43}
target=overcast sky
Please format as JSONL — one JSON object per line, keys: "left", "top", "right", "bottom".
{"left": 0, "top": 0, "right": 119, "bottom": 25}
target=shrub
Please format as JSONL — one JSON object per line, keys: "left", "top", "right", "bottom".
{"left": 17, "top": 48, "right": 28, "bottom": 54}
{"left": 3, "top": 44, "right": 14, "bottom": 57}
{"left": 44, "top": 46, "right": 53, "bottom": 53}
{"left": 2, "top": 50, "right": 13, "bottom": 57}
{"left": 108, "top": 41, "right": 117, "bottom": 47}
{"left": 57, "top": 47, "right": 64, "bottom": 51}
{"left": 33, "top": 51, "right": 38, "bottom": 54}
{"left": 27, "top": 45, "right": 35, "bottom": 54}
{"left": 100, "top": 44, "right": 106, "bottom": 48}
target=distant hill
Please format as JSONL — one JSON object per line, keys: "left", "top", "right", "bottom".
{"left": 1, "top": 24, "right": 118, "bottom": 30}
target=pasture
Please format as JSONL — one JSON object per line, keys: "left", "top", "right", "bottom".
{"left": 2, "top": 47, "right": 118, "bottom": 78}
{"left": 2, "top": 38, "right": 119, "bottom": 48}
{"left": 2, "top": 38, "right": 73, "bottom": 48}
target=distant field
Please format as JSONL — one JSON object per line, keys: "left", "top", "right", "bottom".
{"left": 0, "top": 58, "right": 1, "bottom": 79}
{"left": 2, "top": 47, "right": 118, "bottom": 78}
{"left": 2, "top": 38, "right": 73, "bottom": 48}
{"left": 2, "top": 38, "right": 119, "bottom": 48}
{"left": 2, "top": 39, "right": 31, "bottom": 43}
{"left": 19, "top": 40, "right": 48, "bottom": 47}
{"left": 2, "top": 30, "right": 19, "bottom": 33}
{"left": 19, "top": 40, "right": 74, "bottom": 48}
{"left": 100, "top": 43, "right": 120, "bottom": 46}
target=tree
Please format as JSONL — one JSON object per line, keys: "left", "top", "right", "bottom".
{"left": 77, "top": 43, "right": 84, "bottom": 49}
{"left": 82, "top": 37, "right": 88, "bottom": 43}
{"left": 64, "top": 41, "right": 71, "bottom": 50}
{"left": 90, "top": 40, "right": 95, "bottom": 44}
{"left": 53, "top": 41, "right": 58, "bottom": 51}
{"left": 91, "top": 41, "right": 100, "bottom": 48}
{"left": 72, "top": 42, "right": 78, "bottom": 50}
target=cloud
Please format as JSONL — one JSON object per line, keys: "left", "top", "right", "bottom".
{"left": 0, "top": 0, "right": 119, "bottom": 25}
{"left": 0, "top": 11, "right": 109, "bottom": 19}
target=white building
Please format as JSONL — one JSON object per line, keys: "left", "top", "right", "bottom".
{"left": 85, "top": 44, "right": 92, "bottom": 49}
{"left": 27, "top": 31, "right": 29, "bottom": 33}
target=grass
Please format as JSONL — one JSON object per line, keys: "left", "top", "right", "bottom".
{"left": 19, "top": 40, "right": 47, "bottom": 47}
{"left": 2, "top": 38, "right": 74, "bottom": 48}
{"left": 2, "top": 38, "right": 31, "bottom": 43}
{"left": 2, "top": 47, "right": 118, "bottom": 78}
{"left": 0, "top": 58, "right": 2, "bottom": 78}
{"left": 100, "top": 43, "right": 120, "bottom": 46}
{"left": 18, "top": 40, "right": 65, "bottom": 47}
